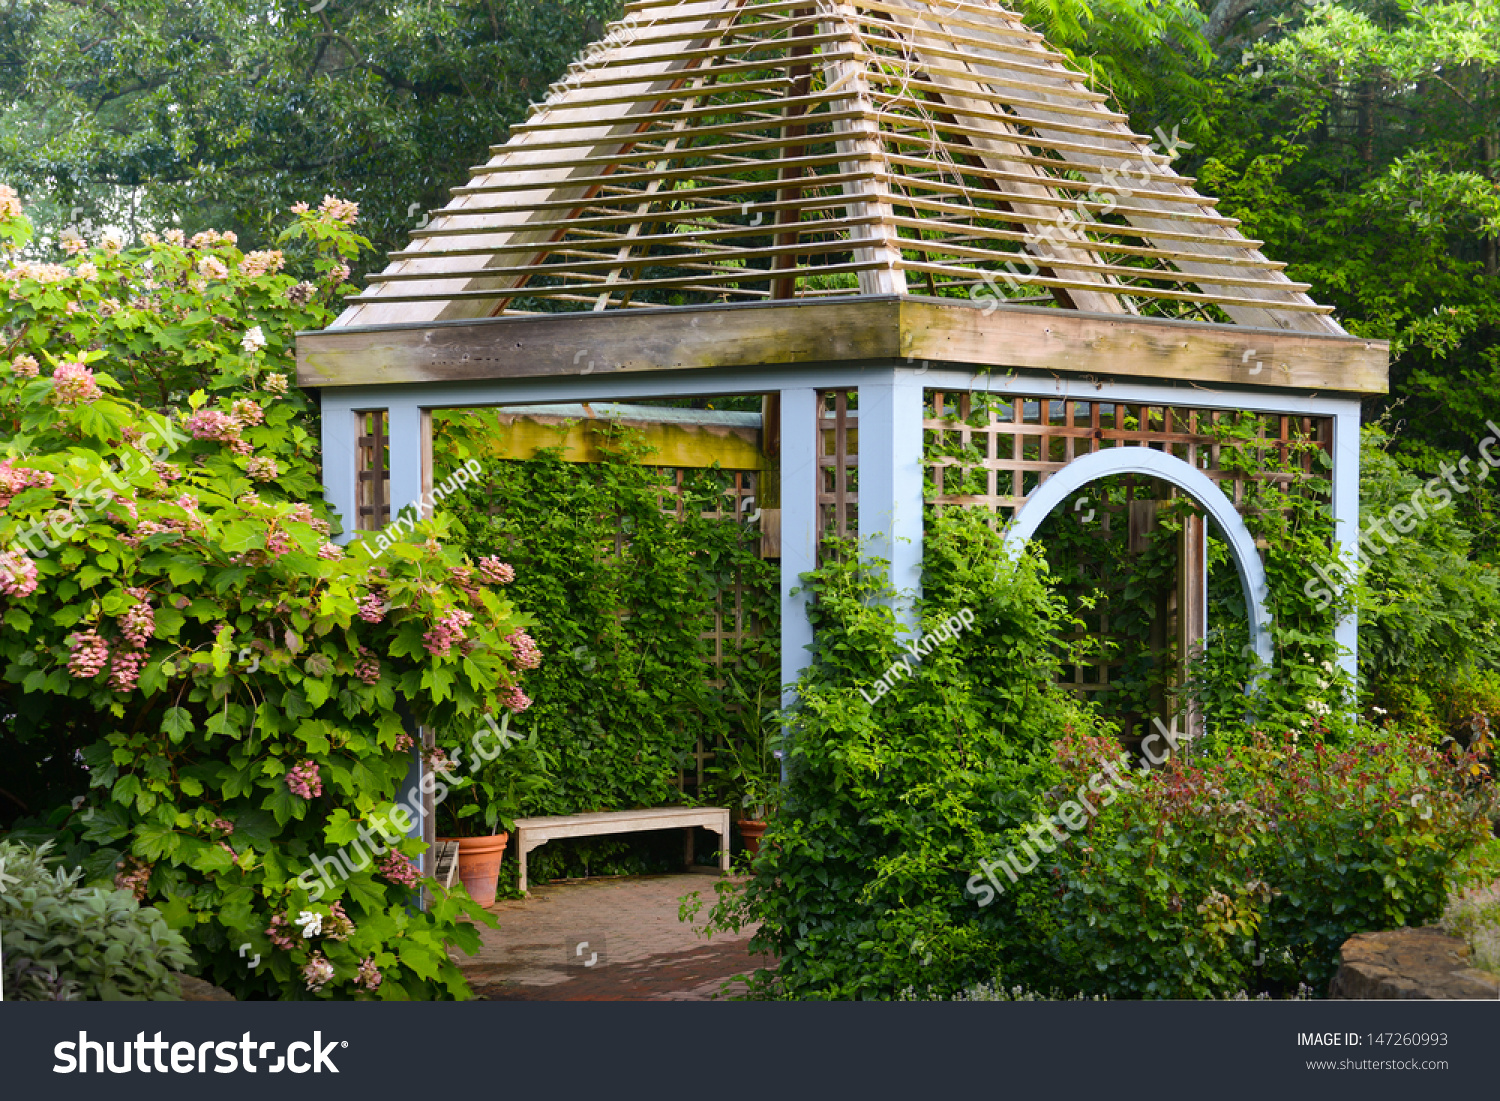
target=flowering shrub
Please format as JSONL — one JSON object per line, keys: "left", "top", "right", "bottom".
{"left": 0, "top": 193, "right": 539, "bottom": 998}
{"left": 991, "top": 725, "right": 1498, "bottom": 998}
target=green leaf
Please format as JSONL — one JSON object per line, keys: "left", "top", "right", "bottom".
{"left": 161, "top": 707, "right": 194, "bottom": 743}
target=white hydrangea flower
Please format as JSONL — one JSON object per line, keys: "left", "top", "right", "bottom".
{"left": 241, "top": 325, "right": 266, "bottom": 354}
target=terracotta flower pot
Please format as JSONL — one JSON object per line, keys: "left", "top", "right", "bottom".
{"left": 738, "top": 819, "right": 768, "bottom": 856}
{"left": 440, "top": 832, "right": 509, "bottom": 904}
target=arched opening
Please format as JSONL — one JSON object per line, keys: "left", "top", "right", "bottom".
{"left": 1003, "top": 447, "right": 1273, "bottom": 742}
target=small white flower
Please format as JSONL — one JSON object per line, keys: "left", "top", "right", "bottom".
{"left": 100, "top": 229, "right": 126, "bottom": 255}
{"left": 241, "top": 325, "right": 266, "bottom": 354}
{"left": 295, "top": 909, "right": 323, "bottom": 938}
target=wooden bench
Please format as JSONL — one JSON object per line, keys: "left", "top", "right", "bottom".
{"left": 512, "top": 807, "right": 731, "bottom": 894}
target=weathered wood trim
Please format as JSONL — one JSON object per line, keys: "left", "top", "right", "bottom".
{"left": 296, "top": 296, "right": 1389, "bottom": 394}
{"left": 899, "top": 299, "right": 1388, "bottom": 394}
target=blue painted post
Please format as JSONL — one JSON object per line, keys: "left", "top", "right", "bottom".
{"left": 384, "top": 401, "right": 433, "bottom": 876}
{"left": 778, "top": 388, "right": 819, "bottom": 756}
{"left": 857, "top": 369, "right": 925, "bottom": 638}
{"left": 1331, "top": 400, "right": 1362, "bottom": 693}
{"left": 319, "top": 398, "right": 359, "bottom": 544}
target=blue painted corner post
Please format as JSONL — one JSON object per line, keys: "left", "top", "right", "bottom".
{"left": 322, "top": 394, "right": 434, "bottom": 884}
{"left": 857, "top": 368, "right": 926, "bottom": 640}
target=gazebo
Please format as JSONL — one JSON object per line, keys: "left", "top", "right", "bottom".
{"left": 297, "top": 0, "right": 1388, "bottom": 863}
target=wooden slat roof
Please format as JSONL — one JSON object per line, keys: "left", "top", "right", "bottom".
{"left": 332, "top": 0, "right": 1344, "bottom": 334}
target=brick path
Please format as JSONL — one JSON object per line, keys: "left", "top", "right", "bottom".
{"left": 456, "top": 873, "right": 774, "bottom": 1001}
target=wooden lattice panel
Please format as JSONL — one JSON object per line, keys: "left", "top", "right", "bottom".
{"left": 925, "top": 388, "right": 1330, "bottom": 741}
{"left": 817, "top": 390, "right": 859, "bottom": 542}
{"left": 354, "top": 410, "right": 392, "bottom": 531}
{"left": 925, "top": 390, "right": 1332, "bottom": 519}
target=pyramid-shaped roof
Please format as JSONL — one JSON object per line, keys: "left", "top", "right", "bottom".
{"left": 334, "top": 0, "right": 1341, "bottom": 335}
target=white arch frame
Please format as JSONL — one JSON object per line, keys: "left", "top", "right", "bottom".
{"left": 1002, "top": 446, "right": 1274, "bottom": 672}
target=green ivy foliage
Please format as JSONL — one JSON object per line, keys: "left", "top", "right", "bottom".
{"left": 0, "top": 198, "right": 532, "bottom": 999}
{"left": 437, "top": 418, "right": 777, "bottom": 878}
{"left": 700, "top": 508, "right": 1112, "bottom": 999}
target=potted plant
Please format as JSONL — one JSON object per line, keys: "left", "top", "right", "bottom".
{"left": 682, "top": 663, "right": 783, "bottom": 856}
{"left": 435, "top": 712, "right": 550, "bottom": 904}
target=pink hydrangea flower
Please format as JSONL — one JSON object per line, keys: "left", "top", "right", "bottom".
{"left": 119, "top": 593, "right": 154, "bottom": 648}
{"left": 67, "top": 630, "right": 109, "bottom": 678}
{"left": 317, "top": 542, "right": 344, "bottom": 561}
{"left": 0, "top": 460, "right": 53, "bottom": 511}
{"left": 355, "top": 957, "right": 382, "bottom": 992}
{"left": 246, "top": 456, "right": 278, "bottom": 481}
{"left": 47, "top": 361, "right": 102, "bottom": 405}
{"left": 0, "top": 550, "right": 38, "bottom": 598}
{"left": 10, "top": 353, "right": 38, "bottom": 378}
{"left": 239, "top": 250, "right": 285, "bottom": 277}
{"left": 377, "top": 851, "right": 421, "bottom": 888}
{"left": 266, "top": 527, "right": 293, "bottom": 557}
{"left": 231, "top": 398, "right": 264, "bottom": 426}
{"left": 422, "top": 610, "right": 473, "bottom": 658}
{"left": 358, "top": 591, "right": 386, "bottom": 623}
{"left": 114, "top": 857, "right": 153, "bottom": 901}
{"left": 266, "top": 914, "right": 298, "bottom": 951}
{"left": 354, "top": 647, "right": 380, "bottom": 685}
{"left": 506, "top": 630, "right": 541, "bottom": 671}
{"left": 108, "top": 649, "right": 145, "bottom": 692}
{"left": 285, "top": 760, "right": 323, "bottom": 799}
{"left": 393, "top": 732, "right": 414, "bottom": 751}
{"left": 184, "top": 408, "right": 241, "bottom": 444}
{"left": 502, "top": 685, "right": 532, "bottom": 713}
{"left": 302, "top": 953, "right": 336, "bottom": 993}
{"left": 318, "top": 195, "right": 359, "bottom": 225}
{"left": 478, "top": 557, "right": 515, "bottom": 585}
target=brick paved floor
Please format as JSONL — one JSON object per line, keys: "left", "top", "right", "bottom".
{"left": 456, "top": 873, "right": 774, "bottom": 1001}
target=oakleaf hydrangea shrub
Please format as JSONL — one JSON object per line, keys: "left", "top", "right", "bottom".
{"left": 0, "top": 839, "right": 192, "bottom": 1000}
{"left": 0, "top": 192, "right": 539, "bottom": 998}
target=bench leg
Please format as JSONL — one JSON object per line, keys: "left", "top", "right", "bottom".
{"left": 719, "top": 811, "right": 731, "bottom": 874}
{"left": 517, "top": 835, "right": 529, "bottom": 895}
{"left": 684, "top": 827, "right": 694, "bottom": 870}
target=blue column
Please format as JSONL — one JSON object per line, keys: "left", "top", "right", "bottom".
{"left": 319, "top": 395, "right": 359, "bottom": 544}
{"left": 1331, "top": 399, "right": 1362, "bottom": 694}
{"left": 384, "top": 401, "right": 432, "bottom": 874}
{"left": 857, "top": 369, "right": 925, "bottom": 639}
{"left": 779, "top": 388, "right": 818, "bottom": 721}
